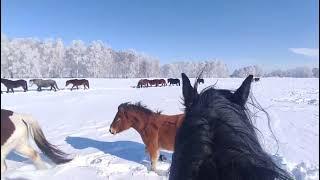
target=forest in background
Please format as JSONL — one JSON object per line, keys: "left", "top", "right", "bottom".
{"left": 1, "top": 34, "right": 318, "bottom": 78}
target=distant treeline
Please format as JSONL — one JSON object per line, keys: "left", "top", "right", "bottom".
{"left": 1, "top": 34, "right": 318, "bottom": 78}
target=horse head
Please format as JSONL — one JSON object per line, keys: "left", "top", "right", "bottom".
{"left": 65, "top": 80, "right": 71, "bottom": 87}
{"left": 109, "top": 103, "right": 133, "bottom": 135}
{"left": 29, "top": 79, "right": 35, "bottom": 87}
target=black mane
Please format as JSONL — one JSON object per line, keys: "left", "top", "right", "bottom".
{"left": 170, "top": 73, "right": 292, "bottom": 180}
{"left": 118, "top": 102, "right": 161, "bottom": 115}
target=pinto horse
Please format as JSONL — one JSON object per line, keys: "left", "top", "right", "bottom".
{"left": 167, "top": 78, "right": 180, "bottom": 86}
{"left": 169, "top": 74, "right": 292, "bottom": 180}
{"left": 109, "top": 102, "right": 184, "bottom": 171}
{"left": 1, "top": 109, "right": 72, "bottom": 173}
{"left": 137, "top": 79, "right": 149, "bottom": 88}
{"left": 65, "top": 79, "right": 90, "bottom": 90}
{"left": 1, "top": 78, "right": 28, "bottom": 93}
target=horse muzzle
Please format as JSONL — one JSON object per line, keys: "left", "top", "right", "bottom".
{"left": 109, "top": 128, "right": 116, "bottom": 135}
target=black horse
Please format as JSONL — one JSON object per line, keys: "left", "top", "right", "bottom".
{"left": 169, "top": 73, "right": 292, "bottom": 180}
{"left": 254, "top": 77, "right": 260, "bottom": 82}
{"left": 167, "top": 78, "right": 180, "bottom": 86}
{"left": 197, "top": 78, "right": 204, "bottom": 84}
{"left": 1, "top": 78, "right": 28, "bottom": 93}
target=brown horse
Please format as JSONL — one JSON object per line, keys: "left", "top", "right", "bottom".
{"left": 158, "top": 79, "right": 167, "bottom": 87}
{"left": 148, "top": 79, "right": 159, "bottom": 87}
{"left": 1, "top": 109, "right": 72, "bottom": 173}
{"left": 137, "top": 79, "right": 149, "bottom": 88}
{"left": 109, "top": 102, "right": 184, "bottom": 171}
{"left": 65, "top": 79, "right": 89, "bottom": 90}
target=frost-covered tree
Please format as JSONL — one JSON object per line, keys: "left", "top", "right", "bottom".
{"left": 160, "top": 60, "right": 229, "bottom": 78}
{"left": 231, "top": 65, "right": 264, "bottom": 77}
{"left": 312, "top": 68, "right": 319, "bottom": 78}
{"left": 266, "top": 67, "right": 314, "bottom": 78}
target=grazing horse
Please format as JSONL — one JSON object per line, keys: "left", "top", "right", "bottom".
{"left": 169, "top": 74, "right": 292, "bottom": 180}
{"left": 29, "top": 79, "right": 59, "bottom": 91}
{"left": 137, "top": 79, "right": 149, "bottom": 88}
{"left": 159, "top": 79, "right": 167, "bottom": 87}
{"left": 1, "top": 109, "right": 72, "bottom": 173}
{"left": 65, "top": 79, "right": 90, "bottom": 90}
{"left": 148, "top": 79, "right": 159, "bottom": 87}
{"left": 197, "top": 78, "right": 204, "bottom": 84}
{"left": 109, "top": 102, "right": 184, "bottom": 171}
{"left": 167, "top": 78, "right": 180, "bottom": 86}
{"left": 1, "top": 78, "right": 28, "bottom": 93}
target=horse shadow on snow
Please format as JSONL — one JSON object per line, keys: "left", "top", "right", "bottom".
{"left": 65, "top": 136, "right": 172, "bottom": 166}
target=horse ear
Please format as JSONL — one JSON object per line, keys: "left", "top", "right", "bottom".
{"left": 182, "top": 73, "right": 197, "bottom": 108}
{"left": 233, "top": 75, "right": 253, "bottom": 106}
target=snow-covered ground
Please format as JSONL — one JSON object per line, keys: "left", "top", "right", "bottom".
{"left": 1, "top": 78, "right": 319, "bottom": 180}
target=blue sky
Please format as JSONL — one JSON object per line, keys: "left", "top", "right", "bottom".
{"left": 1, "top": 0, "right": 319, "bottom": 71}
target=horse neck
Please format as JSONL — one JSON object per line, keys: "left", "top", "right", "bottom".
{"left": 127, "top": 110, "right": 155, "bottom": 134}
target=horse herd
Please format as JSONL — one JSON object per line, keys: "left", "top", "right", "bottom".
{"left": 1, "top": 74, "right": 292, "bottom": 180}
{"left": 137, "top": 77, "right": 204, "bottom": 88}
{"left": 1, "top": 78, "right": 89, "bottom": 93}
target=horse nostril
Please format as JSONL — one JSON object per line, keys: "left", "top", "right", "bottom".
{"left": 109, "top": 128, "right": 115, "bottom": 134}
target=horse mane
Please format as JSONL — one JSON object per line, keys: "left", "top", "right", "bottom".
{"left": 119, "top": 102, "right": 161, "bottom": 115}
{"left": 171, "top": 73, "right": 292, "bottom": 180}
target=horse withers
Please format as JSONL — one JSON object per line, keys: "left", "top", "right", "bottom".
{"left": 65, "top": 79, "right": 90, "bottom": 90}
{"left": 109, "top": 102, "right": 184, "bottom": 171}
{"left": 29, "top": 79, "right": 59, "bottom": 91}
{"left": 1, "top": 78, "right": 28, "bottom": 93}
{"left": 169, "top": 74, "right": 292, "bottom": 180}
{"left": 1, "top": 109, "right": 72, "bottom": 173}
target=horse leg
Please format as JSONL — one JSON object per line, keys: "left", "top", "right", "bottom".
{"left": 16, "top": 144, "right": 47, "bottom": 170}
{"left": 1, "top": 147, "right": 10, "bottom": 173}
{"left": 11, "top": 88, "right": 14, "bottom": 93}
{"left": 1, "top": 159, "right": 7, "bottom": 173}
{"left": 71, "top": 85, "right": 74, "bottom": 91}
{"left": 6, "top": 88, "right": 9, "bottom": 93}
{"left": 146, "top": 141, "right": 159, "bottom": 171}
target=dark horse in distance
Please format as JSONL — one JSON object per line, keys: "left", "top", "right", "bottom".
{"left": 137, "top": 79, "right": 149, "bottom": 88}
{"left": 1, "top": 78, "right": 28, "bottom": 93}
{"left": 167, "top": 78, "right": 180, "bottom": 86}
{"left": 169, "top": 73, "right": 292, "bottom": 180}
{"left": 197, "top": 78, "right": 204, "bottom": 84}
{"left": 65, "top": 79, "right": 90, "bottom": 90}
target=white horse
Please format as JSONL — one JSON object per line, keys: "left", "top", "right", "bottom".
{"left": 1, "top": 109, "right": 72, "bottom": 173}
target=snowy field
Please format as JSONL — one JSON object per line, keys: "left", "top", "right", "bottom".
{"left": 1, "top": 78, "right": 319, "bottom": 180}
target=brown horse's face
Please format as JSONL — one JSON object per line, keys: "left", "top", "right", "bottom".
{"left": 109, "top": 107, "right": 132, "bottom": 135}
{"left": 65, "top": 81, "right": 70, "bottom": 86}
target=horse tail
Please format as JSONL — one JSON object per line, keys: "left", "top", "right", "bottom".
{"left": 22, "top": 116, "right": 72, "bottom": 164}
{"left": 54, "top": 82, "right": 60, "bottom": 90}
{"left": 86, "top": 80, "right": 89, "bottom": 89}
